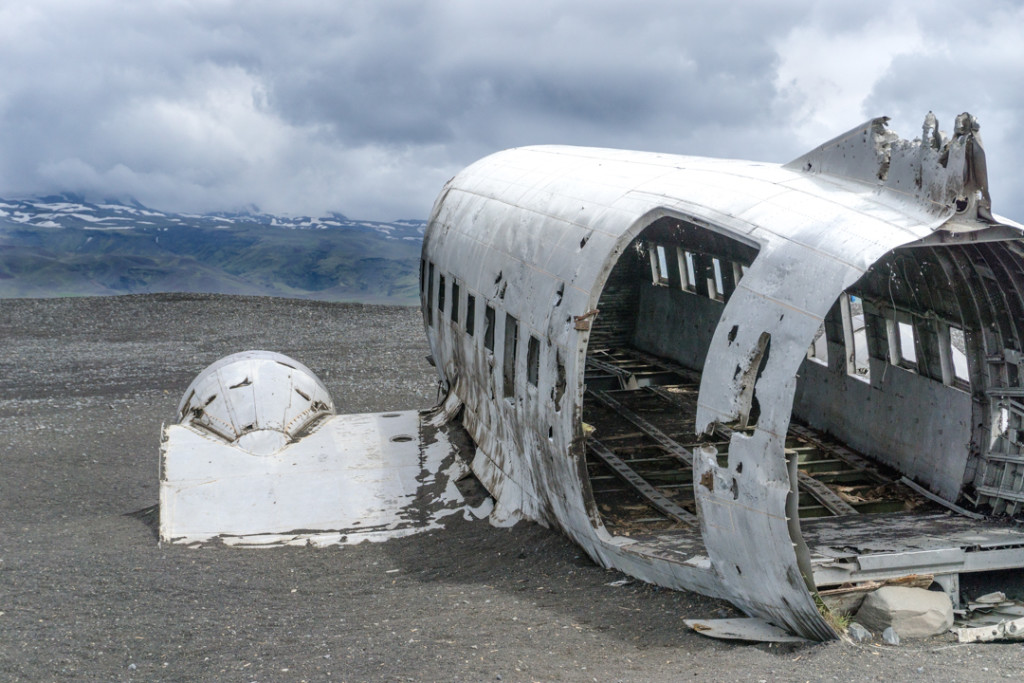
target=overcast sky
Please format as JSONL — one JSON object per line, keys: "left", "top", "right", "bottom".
{"left": 1, "top": 0, "right": 1021, "bottom": 221}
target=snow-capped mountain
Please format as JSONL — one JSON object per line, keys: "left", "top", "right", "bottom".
{"left": 0, "top": 195, "right": 426, "bottom": 304}
{"left": 0, "top": 194, "right": 426, "bottom": 241}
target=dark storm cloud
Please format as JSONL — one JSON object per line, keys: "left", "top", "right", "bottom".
{"left": 0, "top": 1, "right": 1020, "bottom": 220}
{"left": 260, "top": 1, "right": 798, "bottom": 151}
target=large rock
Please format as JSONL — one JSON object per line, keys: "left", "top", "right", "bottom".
{"left": 855, "top": 586, "right": 953, "bottom": 638}
{"left": 847, "top": 622, "right": 872, "bottom": 643}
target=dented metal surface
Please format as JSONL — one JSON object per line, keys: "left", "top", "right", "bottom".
{"left": 420, "top": 113, "right": 1024, "bottom": 640}
{"left": 176, "top": 350, "right": 335, "bottom": 456}
{"left": 160, "top": 354, "right": 469, "bottom": 546}
{"left": 159, "top": 112, "right": 1024, "bottom": 642}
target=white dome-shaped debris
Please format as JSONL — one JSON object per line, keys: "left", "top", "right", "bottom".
{"left": 177, "top": 350, "right": 335, "bottom": 455}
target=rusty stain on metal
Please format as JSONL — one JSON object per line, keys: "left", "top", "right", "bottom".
{"left": 574, "top": 309, "right": 600, "bottom": 331}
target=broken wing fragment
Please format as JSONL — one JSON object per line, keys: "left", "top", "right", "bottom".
{"left": 160, "top": 351, "right": 469, "bottom": 545}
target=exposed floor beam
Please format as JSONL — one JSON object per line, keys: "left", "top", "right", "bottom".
{"left": 588, "top": 438, "right": 698, "bottom": 526}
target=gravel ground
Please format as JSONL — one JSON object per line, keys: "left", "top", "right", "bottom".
{"left": 1, "top": 293, "right": 1022, "bottom": 682}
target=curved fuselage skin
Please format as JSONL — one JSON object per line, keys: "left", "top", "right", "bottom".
{"left": 418, "top": 119, "right": 1022, "bottom": 639}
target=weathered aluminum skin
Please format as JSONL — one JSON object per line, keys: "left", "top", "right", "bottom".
{"left": 161, "top": 353, "right": 470, "bottom": 546}
{"left": 421, "top": 114, "right": 1021, "bottom": 640}
{"left": 176, "top": 350, "right": 335, "bottom": 456}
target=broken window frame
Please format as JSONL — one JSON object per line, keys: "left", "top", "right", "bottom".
{"left": 806, "top": 322, "right": 828, "bottom": 366}
{"left": 936, "top": 322, "right": 953, "bottom": 385}
{"left": 503, "top": 313, "right": 519, "bottom": 399}
{"left": 484, "top": 304, "right": 495, "bottom": 353}
{"left": 676, "top": 247, "right": 697, "bottom": 293}
{"left": 466, "top": 294, "right": 476, "bottom": 337}
{"left": 732, "top": 261, "right": 746, "bottom": 287}
{"left": 990, "top": 402, "right": 1014, "bottom": 450}
{"left": 884, "top": 311, "right": 919, "bottom": 373}
{"left": 451, "top": 280, "right": 460, "bottom": 324}
{"left": 709, "top": 257, "right": 725, "bottom": 302}
{"left": 947, "top": 324, "right": 970, "bottom": 387}
{"left": 841, "top": 292, "right": 871, "bottom": 383}
{"left": 897, "top": 318, "right": 918, "bottom": 369}
{"left": 649, "top": 243, "right": 670, "bottom": 286}
{"left": 427, "top": 262, "right": 435, "bottom": 326}
{"left": 438, "top": 274, "right": 446, "bottom": 314}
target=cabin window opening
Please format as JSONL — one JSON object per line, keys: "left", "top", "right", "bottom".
{"left": 484, "top": 305, "right": 495, "bottom": 352}
{"left": 451, "top": 281, "right": 460, "bottom": 323}
{"left": 807, "top": 323, "right": 828, "bottom": 366}
{"left": 676, "top": 248, "right": 695, "bottom": 292}
{"left": 683, "top": 251, "right": 698, "bottom": 292}
{"left": 438, "top": 275, "right": 446, "bottom": 314}
{"left": 841, "top": 293, "right": 870, "bottom": 382}
{"left": 950, "top": 325, "right": 969, "bottom": 384}
{"left": 732, "top": 262, "right": 746, "bottom": 287}
{"left": 885, "top": 313, "right": 918, "bottom": 372}
{"left": 503, "top": 313, "right": 519, "bottom": 399}
{"left": 990, "top": 403, "right": 1013, "bottom": 450}
{"left": 427, "top": 262, "right": 435, "bottom": 326}
{"left": 420, "top": 259, "right": 426, "bottom": 294}
{"left": 897, "top": 320, "right": 917, "bottom": 367}
{"left": 936, "top": 322, "right": 969, "bottom": 388}
{"left": 710, "top": 258, "right": 725, "bottom": 301}
{"left": 527, "top": 336, "right": 541, "bottom": 387}
{"left": 998, "top": 405, "right": 1011, "bottom": 436}
{"left": 466, "top": 294, "right": 476, "bottom": 336}
{"left": 649, "top": 244, "right": 670, "bottom": 286}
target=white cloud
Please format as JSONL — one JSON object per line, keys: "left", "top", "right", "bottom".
{"left": 772, "top": 12, "right": 932, "bottom": 148}
{"left": 0, "top": 1, "right": 1021, "bottom": 221}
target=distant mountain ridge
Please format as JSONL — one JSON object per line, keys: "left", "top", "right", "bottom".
{"left": 0, "top": 195, "right": 425, "bottom": 304}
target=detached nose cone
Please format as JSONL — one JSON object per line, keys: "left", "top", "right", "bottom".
{"left": 177, "top": 350, "right": 335, "bottom": 455}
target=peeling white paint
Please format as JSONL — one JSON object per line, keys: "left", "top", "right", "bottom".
{"left": 160, "top": 354, "right": 470, "bottom": 545}
{"left": 159, "top": 113, "right": 1024, "bottom": 643}
{"left": 420, "top": 112, "right": 1024, "bottom": 640}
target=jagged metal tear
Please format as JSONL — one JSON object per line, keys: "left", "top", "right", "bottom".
{"left": 160, "top": 353, "right": 470, "bottom": 546}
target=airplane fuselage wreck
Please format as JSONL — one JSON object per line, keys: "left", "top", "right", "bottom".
{"left": 161, "top": 113, "right": 1024, "bottom": 641}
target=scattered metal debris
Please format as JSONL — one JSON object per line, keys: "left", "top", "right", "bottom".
{"left": 953, "top": 591, "right": 1024, "bottom": 642}
{"left": 160, "top": 354, "right": 471, "bottom": 546}
{"left": 954, "top": 617, "right": 1024, "bottom": 643}
{"left": 684, "top": 618, "right": 809, "bottom": 643}
{"left": 899, "top": 477, "right": 985, "bottom": 520}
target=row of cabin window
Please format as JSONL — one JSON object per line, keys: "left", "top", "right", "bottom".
{"left": 648, "top": 242, "right": 748, "bottom": 302}
{"left": 421, "top": 259, "right": 543, "bottom": 397}
{"left": 808, "top": 293, "right": 970, "bottom": 390}
{"left": 635, "top": 246, "right": 974, "bottom": 392}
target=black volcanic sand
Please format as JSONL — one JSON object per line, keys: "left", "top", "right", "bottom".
{"left": 1, "top": 294, "right": 1021, "bottom": 682}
